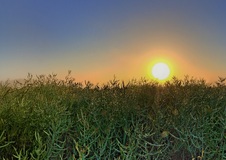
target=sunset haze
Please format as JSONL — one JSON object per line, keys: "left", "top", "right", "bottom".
{"left": 1, "top": 1, "right": 226, "bottom": 83}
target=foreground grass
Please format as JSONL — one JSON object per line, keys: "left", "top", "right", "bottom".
{"left": 0, "top": 73, "right": 225, "bottom": 159}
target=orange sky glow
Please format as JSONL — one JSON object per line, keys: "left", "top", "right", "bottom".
{"left": 1, "top": 1, "right": 226, "bottom": 84}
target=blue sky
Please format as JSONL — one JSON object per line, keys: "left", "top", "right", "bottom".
{"left": 1, "top": 1, "right": 226, "bottom": 83}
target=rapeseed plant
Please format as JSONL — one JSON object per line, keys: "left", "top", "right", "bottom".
{"left": 0, "top": 74, "right": 225, "bottom": 159}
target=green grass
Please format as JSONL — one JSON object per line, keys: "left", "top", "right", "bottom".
{"left": 0, "top": 72, "right": 225, "bottom": 159}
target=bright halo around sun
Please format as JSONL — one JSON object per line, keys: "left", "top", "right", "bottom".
{"left": 152, "top": 63, "right": 170, "bottom": 80}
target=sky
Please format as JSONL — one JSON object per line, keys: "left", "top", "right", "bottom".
{"left": 0, "top": 0, "right": 226, "bottom": 84}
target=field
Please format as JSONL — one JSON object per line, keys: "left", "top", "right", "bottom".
{"left": 0, "top": 73, "right": 225, "bottom": 159}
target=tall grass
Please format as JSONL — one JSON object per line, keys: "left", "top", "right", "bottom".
{"left": 0, "top": 72, "right": 225, "bottom": 159}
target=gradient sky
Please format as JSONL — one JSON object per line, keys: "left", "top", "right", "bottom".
{"left": 1, "top": 1, "right": 226, "bottom": 83}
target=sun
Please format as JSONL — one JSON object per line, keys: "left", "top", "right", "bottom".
{"left": 151, "top": 62, "right": 170, "bottom": 80}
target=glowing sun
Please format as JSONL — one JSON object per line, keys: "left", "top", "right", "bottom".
{"left": 152, "top": 62, "right": 170, "bottom": 80}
